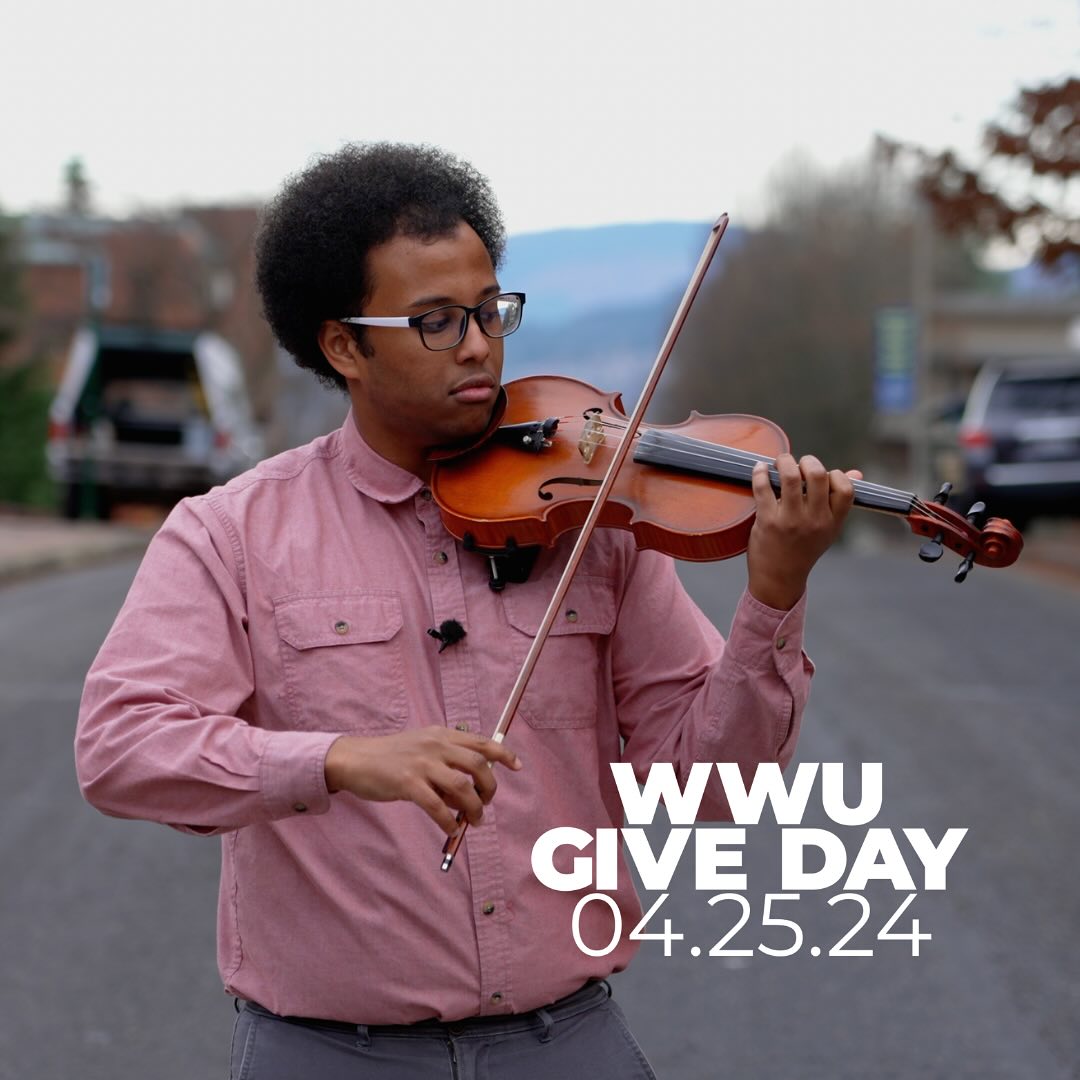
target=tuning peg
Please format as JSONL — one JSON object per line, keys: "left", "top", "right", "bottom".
{"left": 919, "top": 534, "right": 944, "bottom": 562}
{"left": 917, "top": 483, "right": 954, "bottom": 562}
{"left": 955, "top": 550, "right": 976, "bottom": 583}
{"left": 948, "top": 503, "right": 986, "bottom": 580}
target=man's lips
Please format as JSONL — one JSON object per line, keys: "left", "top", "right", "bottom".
{"left": 449, "top": 376, "right": 497, "bottom": 403}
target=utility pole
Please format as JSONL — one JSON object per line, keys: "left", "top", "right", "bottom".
{"left": 909, "top": 195, "right": 934, "bottom": 499}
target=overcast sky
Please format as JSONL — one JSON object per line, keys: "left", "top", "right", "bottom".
{"left": 4, "top": 0, "right": 1077, "bottom": 234}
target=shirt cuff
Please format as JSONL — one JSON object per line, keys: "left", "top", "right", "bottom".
{"left": 259, "top": 730, "right": 340, "bottom": 820}
{"left": 724, "top": 587, "right": 814, "bottom": 681}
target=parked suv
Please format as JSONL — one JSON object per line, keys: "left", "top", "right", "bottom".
{"left": 47, "top": 325, "right": 264, "bottom": 518}
{"left": 959, "top": 358, "right": 1080, "bottom": 529}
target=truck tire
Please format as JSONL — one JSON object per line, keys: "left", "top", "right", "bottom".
{"left": 62, "top": 481, "right": 81, "bottom": 520}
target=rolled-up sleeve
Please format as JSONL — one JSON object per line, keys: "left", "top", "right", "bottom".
{"left": 612, "top": 549, "right": 813, "bottom": 820}
{"left": 75, "top": 499, "right": 337, "bottom": 834}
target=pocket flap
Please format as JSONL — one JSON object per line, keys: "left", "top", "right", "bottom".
{"left": 274, "top": 591, "right": 403, "bottom": 650}
{"left": 503, "top": 576, "right": 616, "bottom": 637}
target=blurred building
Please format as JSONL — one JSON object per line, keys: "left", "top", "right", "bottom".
{"left": 874, "top": 291, "right": 1080, "bottom": 494}
{"left": 7, "top": 203, "right": 325, "bottom": 455}
{"left": 930, "top": 293, "right": 1080, "bottom": 376}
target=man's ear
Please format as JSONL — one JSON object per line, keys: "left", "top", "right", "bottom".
{"left": 318, "top": 321, "right": 367, "bottom": 384}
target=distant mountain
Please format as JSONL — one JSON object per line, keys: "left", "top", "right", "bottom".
{"left": 501, "top": 221, "right": 743, "bottom": 399}
{"left": 502, "top": 221, "right": 738, "bottom": 326}
{"left": 503, "top": 296, "right": 679, "bottom": 403}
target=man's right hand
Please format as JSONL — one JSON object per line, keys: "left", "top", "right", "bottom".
{"left": 323, "top": 727, "right": 522, "bottom": 836}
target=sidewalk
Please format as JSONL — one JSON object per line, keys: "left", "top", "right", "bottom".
{"left": 846, "top": 513, "right": 1080, "bottom": 590}
{"left": 0, "top": 507, "right": 1077, "bottom": 589}
{"left": 1011, "top": 518, "right": 1080, "bottom": 589}
{"left": 0, "top": 508, "right": 159, "bottom": 587}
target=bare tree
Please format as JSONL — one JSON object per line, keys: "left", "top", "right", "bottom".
{"left": 656, "top": 155, "right": 982, "bottom": 472}
{"left": 878, "top": 76, "right": 1080, "bottom": 270}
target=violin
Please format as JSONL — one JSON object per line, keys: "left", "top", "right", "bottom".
{"left": 431, "top": 373, "right": 1024, "bottom": 580}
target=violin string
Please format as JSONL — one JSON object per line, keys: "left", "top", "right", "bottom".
{"left": 562, "top": 414, "right": 917, "bottom": 505}
{"left": 569, "top": 414, "right": 984, "bottom": 526}
{"left": 576, "top": 413, "right": 893, "bottom": 486}
{"left": 549, "top": 419, "right": 979, "bottom": 545}
{"left": 555, "top": 415, "right": 964, "bottom": 527}
{"left": 647, "top": 444, "right": 912, "bottom": 509}
{"left": 621, "top": 426, "right": 910, "bottom": 500}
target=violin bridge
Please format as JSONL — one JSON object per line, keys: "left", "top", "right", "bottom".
{"left": 578, "top": 413, "right": 606, "bottom": 465}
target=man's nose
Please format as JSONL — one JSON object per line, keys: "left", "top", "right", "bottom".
{"left": 454, "top": 312, "right": 492, "bottom": 363}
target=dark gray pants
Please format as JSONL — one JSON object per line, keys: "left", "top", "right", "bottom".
{"left": 229, "top": 981, "right": 658, "bottom": 1079}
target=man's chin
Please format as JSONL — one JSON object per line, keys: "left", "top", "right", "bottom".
{"left": 426, "top": 388, "right": 507, "bottom": 462}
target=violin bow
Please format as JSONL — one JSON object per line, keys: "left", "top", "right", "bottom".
{"left": 440, "top": 214, "right": 730, "bottom": 871}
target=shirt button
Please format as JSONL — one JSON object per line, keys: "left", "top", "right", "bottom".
{"left": 334, "top": 621, "right": 349, "bottom": 635}
{"left": 482, "top": 901, "right": 496, "bottom": 915}
{"left": 434, "top": 551, "right": 448, "bottom": 564}
{"left": 420, "top": 488, "right": 433, "bottom": 501}
{"left": 454, "top": 723, "right": 469, "bottom": 732}
{"left": 565, "top": 609, "right": 578, "bottom": 622}
{"left": 293, "top": 802, "right": 308, "bottom": 813}
{"left": 776, "top": 636, "right": 787, "bottom": 650}
{"left": 490, "top": 992, "right": 503, "bottom": 1004}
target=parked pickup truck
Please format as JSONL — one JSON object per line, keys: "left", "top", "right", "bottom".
{"left": 47, "top": 325, "right": 264, "bottom": 518}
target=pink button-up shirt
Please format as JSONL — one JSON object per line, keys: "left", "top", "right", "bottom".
{"left": 76, "top": 410, "right": 813, "bottom": 1025}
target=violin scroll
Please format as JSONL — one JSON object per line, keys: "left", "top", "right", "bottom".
{"left": 906, "top": 487, "right": 1023, "bottom": 582}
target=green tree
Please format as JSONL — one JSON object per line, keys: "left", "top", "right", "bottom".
{"left": 0, "top": 363, "right": 56, "bottom": 507}
{"left": 0, "top": 210, "right": 55, "bottom": 508}
{"left": 0, "top": 209, "right": 21, "bottom": 350}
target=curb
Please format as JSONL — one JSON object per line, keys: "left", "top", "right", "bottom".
{"left": 0, "top": 523, "right": 154, "bottom": 588}
{"left": 1, "top": 515, "right": 1076, "bottom": 590}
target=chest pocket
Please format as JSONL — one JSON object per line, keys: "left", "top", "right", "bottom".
{"left": 502, "top": 576, "right": 617, "bottom": 729}
{"left": 274, "top": 590, "right": 407, "bottom": 735}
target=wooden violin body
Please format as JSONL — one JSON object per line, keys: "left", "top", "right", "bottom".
{"left": 434, "top": 375, "right": 786, "bottom": 560}
{"left": 431, "top": 374, "right": 1024, "bottom": 574}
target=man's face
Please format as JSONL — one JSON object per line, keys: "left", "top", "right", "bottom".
{"left": 345, "top": 221, "right": 505, "bottom": 476}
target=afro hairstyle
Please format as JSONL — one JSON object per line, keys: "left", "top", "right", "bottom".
{"left": 254, "top": 142, "right": 507, "bottom": 393}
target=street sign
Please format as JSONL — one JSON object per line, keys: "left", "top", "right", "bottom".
{"left": 874, "top": 306, "right": 918, "bottom": 413}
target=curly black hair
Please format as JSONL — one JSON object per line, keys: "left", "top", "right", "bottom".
{"left": 254, "top": 142, "right": 506, "bottom": 393}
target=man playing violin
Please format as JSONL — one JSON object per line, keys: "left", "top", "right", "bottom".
{"left": 76, "top": 142, "right": 858, "bottom": 1078}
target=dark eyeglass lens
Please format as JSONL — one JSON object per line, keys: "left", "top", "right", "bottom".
{"left": 419, "top": 309, "right": 465, "bottom": 349}
{"left": 481, "top": 295, "right": 521, "bottom": 336}
{"left": 418, "top": 295, "right": 522, "bottom": 350}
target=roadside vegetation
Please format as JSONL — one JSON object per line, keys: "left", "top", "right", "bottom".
{"left": 0, "top": 211, "right": 54, "bottom": 508}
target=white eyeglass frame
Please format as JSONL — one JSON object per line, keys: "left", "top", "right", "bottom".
{"left": 339, "top": 292, "right": 526, "bottom": 351}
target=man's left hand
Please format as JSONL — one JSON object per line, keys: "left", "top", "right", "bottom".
{"left": 745, "top": 453, "right": 861, "bottom": 611}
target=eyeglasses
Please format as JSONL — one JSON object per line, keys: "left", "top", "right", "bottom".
{"left": 341, "top": 291, "right": 526, "bottom": 352}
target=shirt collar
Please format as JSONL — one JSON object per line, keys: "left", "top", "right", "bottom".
{"left": 336, "top": 388, "right": 508, "bottom": 505}
{"left": 338, "top": 408, "right": 426, "bottom": 505}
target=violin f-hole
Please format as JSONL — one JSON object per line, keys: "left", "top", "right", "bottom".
{"left": 538, "top": 476, "right": 603, "bottom": 502}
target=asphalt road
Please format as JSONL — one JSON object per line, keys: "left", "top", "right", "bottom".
{"left": 0, "top": 544, "right": 1077, "bottom": 1079}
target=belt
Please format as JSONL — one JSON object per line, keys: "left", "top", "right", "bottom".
{"left": 242, "top": 979, "right": 611, "bottom": 1040}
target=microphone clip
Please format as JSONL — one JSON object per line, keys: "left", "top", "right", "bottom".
{"left": 427, "top": 619, "right": 467, "bottom": 653}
